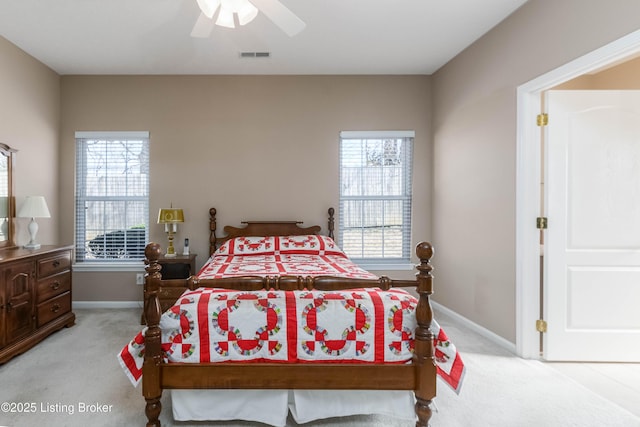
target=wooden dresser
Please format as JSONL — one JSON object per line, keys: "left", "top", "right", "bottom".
{"left": 0, "top": 245, "right": 75, "bottom": 364}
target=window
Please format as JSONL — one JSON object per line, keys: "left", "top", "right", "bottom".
{"left": 75, "top": 132, "right": 149, "bottom": 262}
{"left": 339, "top": 131, "right": 414, "bottom": 266}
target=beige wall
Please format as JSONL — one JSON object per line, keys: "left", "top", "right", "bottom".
{"left": 6, "top": 0, "right": 640, "bottom": 342}
{"left": 60, "top": 75, "right": 433, "bottom": 301}
{"left": 431, "top": 0, "right": 640, "bottom": 342}
{"left": 0, "top": 37, "right": 60, "bottom": 247}
{"left": 555, "top": 55, "right": 640, "bottom": 89}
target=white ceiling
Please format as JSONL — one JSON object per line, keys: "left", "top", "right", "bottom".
{"left": 0, "top": 0, "right": 528, "bottom": 75}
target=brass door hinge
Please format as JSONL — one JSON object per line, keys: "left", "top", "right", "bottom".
{"left": 537, "top": 113, "right": 548, "bottom": 126}
{"left": 536, "top": 217, "right": 548, "bottom": 229}
{"left": 536, "top": 319, "right": 548, "bottom": 333}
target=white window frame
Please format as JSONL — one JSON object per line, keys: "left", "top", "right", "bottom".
{"left": 338, "top": 130, "right": 414, "bottom": 270}
{"left": 74, "top": 131, "right": 149, "bottom": 268}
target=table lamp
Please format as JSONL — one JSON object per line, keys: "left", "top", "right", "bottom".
{"left": 18, "top": 195, "right": 50, "bottom": 250}
{"left": 157, "top": 206, "right": 184, "bottom": 257}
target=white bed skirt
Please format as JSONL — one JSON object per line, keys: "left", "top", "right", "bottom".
{"left": 171, "top": 389, "right": 416, "bottom": 426}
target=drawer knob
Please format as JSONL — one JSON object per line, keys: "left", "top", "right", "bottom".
{"left": 51, "top": 303, "right": 61, "bottom": 313}
{"left": 52, "top": 260, "right": 61, "bottom": 268}
{"left": 50, "top": 281, "right": 60, "bottom": 290}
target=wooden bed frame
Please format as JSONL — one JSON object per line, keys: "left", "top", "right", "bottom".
{"left": 142, "top": 207, "right": 437, "bottom": 427}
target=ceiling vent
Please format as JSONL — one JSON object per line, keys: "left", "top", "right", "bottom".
{"left": 240, "top": 52, "right": 271, "bottom": 58}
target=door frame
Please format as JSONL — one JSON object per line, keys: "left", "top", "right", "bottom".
{"left": 515, "top": 29, "right": 640, "bottom": 359}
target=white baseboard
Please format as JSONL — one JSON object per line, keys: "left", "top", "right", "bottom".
{"left": 73, "top": 301, "right": 143, "bottom": 309}
{"left": 432, "top": 301, "right": 517, "bottom": 355}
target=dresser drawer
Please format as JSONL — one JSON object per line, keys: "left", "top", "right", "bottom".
{"left": 37, "top": 291, "right": 71, "bottom": 327}
{"left": 37, "top": 272, "right": 71, "bottom": 303}
{"left": 37, "top": 252, "right": 71, "bottom": 278}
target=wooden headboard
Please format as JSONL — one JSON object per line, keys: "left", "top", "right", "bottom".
{"left": 208, "top": 207, "right": 335, "bottom": 256}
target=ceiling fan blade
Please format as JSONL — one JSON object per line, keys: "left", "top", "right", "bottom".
{"left": 251, "top": 0, "right": 306, "bottom": 37}
{"left": 196, "top": 0, "right": 221, "bottom": 19}
{"left": 191, "top": 12, "right": 215, "bottom": 38}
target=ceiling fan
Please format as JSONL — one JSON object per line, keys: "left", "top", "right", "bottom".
{"left": 191, "top": 0, "right": 306, "bottom": 38}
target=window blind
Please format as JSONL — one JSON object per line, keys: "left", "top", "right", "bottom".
{"left": 75, "top": 132, "right": 150, "bottom": 262}
{"left": 338, "top": 131, "right": 413, "bottom": 263}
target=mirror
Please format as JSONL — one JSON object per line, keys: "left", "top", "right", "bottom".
{"left": 0, "top": 143, "right": 16, "bottom": 249}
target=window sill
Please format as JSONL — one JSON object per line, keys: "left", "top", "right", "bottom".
{"left": 355, "top": 262, "right": 414, "bottom": 271}
{"left": 73, "top": 262, "right": 145, "bottom": 272}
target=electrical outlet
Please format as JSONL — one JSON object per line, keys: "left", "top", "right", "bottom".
{"left": 136, "top": 273, "right": 145, "bottom": 285}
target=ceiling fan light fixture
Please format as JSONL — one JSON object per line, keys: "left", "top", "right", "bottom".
{"left": 216, "top": 8, "right": 236, "bottom": 28}
{"left": 237, "top": 1, "right": 258, "bottom": 26}
{"left": 196, "top": 0, "right": 221, "bottom": 19}
{"left": 191, "top": 0, "right": 305, "bottom": 36}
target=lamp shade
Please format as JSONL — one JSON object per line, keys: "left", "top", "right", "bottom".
{"left": 157, "top": 208, "right": 184, "bottom": 224}
{"left": 18, "top": 196, "right": 51, "bottom": 218}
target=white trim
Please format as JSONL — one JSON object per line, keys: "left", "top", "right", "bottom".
{"left": 73, "top": 262, "right": 145, "bottom": 272}
{"left": 73, "top": 301, "right": 142, "bottom": 309}
{"left": 75, "top": 131, "right": 149, "bottom": 139}
{"left": 340, "top": 130, "right": 415, "bottom": 139}
{"left": 515, "top": 29, "right": 640, "bottom": 359}
{"left": 433, "top": 301, "right": 517, "bottom": 355}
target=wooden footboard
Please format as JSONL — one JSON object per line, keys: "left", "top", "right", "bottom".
{"left": 142, "top": 241, "right": 437, "bottom": 427}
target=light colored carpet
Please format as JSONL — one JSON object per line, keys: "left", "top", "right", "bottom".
{"left": 0, "top": 307, "right": 639, "bottom": 427}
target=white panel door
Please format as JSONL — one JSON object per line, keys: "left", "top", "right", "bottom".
{"left": 545, "top": 90, "right": 640, "bottom": 361}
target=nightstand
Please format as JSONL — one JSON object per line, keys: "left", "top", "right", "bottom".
{"left": 157, "top": 253, "right": 197, "bottom": 279}
{"left": 141, "top": 253, "right": 197, "bottom": 324}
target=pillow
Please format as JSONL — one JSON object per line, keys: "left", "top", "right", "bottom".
{"left": 277, "top": 234, "right": 342, "bottom": 255}
{"left": 216, "top": 236, "right": 275, "bottom": 256}
{"left": 215, "top": 235, "right": 345, "bottom": 257}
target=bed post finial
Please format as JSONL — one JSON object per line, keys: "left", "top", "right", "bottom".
{"left": 145, "top": 243, "right": 163, "bottom": 280}
{"left": 414, "top": 241, "right": 435, "bottom": 427}
{"left": 210, "top": 207, "right": 218, "bottom": 256}
{"left": 328, "top": 207, "right": 335, "bottom": 239}
{"left": 416, "top": 242, "right": 434, "bottom": 268}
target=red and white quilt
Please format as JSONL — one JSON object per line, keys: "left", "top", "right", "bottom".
{"left": 118, "top": 287, "right": 465, "bottom": 393}
{"left": 197, "top": 235, "right": 379, "bottom": 280}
